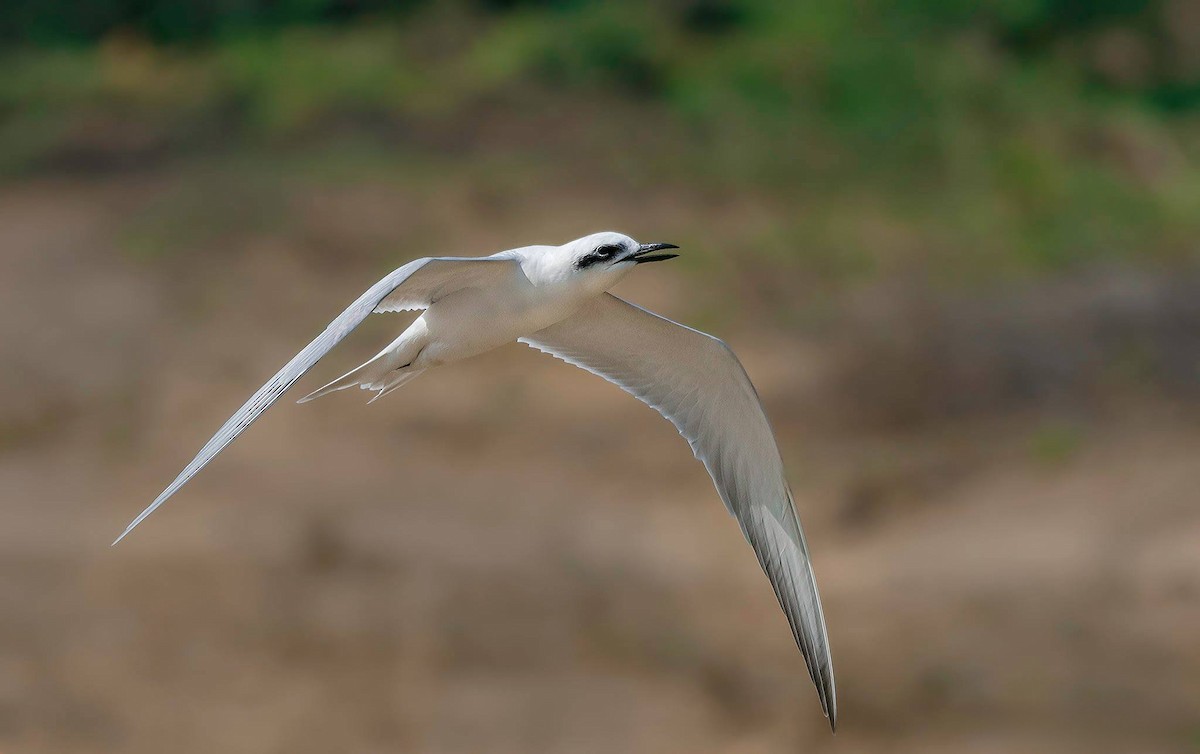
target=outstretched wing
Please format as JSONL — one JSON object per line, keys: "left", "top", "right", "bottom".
{"left": 114, "top": 256, "right": 519, "bottom": 545}
{"left": 520, "top": 293, "right": 836, "bottom": 729}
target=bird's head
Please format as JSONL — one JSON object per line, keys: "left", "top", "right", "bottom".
{"left": 556, "top": 231, "right": 679, "bottom": 291}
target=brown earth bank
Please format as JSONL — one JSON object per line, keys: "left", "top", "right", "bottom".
{"left": 1, "top": 175, "right": 1198, "bottom": 753}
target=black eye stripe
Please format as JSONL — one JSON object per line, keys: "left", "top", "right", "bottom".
{"left": 575, "top": 243, "right": 625, "bottom": 269}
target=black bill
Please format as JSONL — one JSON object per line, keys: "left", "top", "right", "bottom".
{"left": 630, "top": 242, "right": 680, "bottom": 264}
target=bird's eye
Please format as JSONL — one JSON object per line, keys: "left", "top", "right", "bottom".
{"left": 576, "top": 243, "right": 625, "bottom": 269}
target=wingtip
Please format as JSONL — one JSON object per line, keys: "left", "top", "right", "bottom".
{"left": 812, "top": 663, "right": 837, "bottom": 733}
{"left": 825, "top": 677, "right": 835, "bottom": 729}
{"left": 824, "top": 677, "right": 838, "bottom": 733}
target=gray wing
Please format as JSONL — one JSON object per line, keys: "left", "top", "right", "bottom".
{"left": 114, "top": 256, "right": 519, "bottom": 545}
{"left": 520, "top": 293, "right": 836, "bottom": 729}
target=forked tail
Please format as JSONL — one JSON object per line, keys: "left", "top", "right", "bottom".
{"left": 298, "top": 354, "right": 425, "bottom": 403}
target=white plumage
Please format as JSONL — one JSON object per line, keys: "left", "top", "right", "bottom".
{"left": 114, "top": 231, "right": 837, "bottom": 729}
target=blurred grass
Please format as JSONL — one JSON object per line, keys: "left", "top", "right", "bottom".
{"left": 1028, "top": 420, "right": 1084, "bottom": 466}
{"left": 2, "top": 0, "right": 1200, "bottom": 291}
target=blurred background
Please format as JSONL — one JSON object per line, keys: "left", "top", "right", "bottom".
{"left": 2, "top": 0, "right": 1200, "bottom": 751}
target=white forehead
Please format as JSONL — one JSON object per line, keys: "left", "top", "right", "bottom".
{"left": 570, "top": 231, "right": 636, "bottom": 250}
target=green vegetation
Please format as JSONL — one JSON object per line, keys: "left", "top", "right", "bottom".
{"left": 3, "top": 0, "right": 1199, "bottom": 285}
{"left": 1028, "top": 420, "right": 1084, "bottom": 467}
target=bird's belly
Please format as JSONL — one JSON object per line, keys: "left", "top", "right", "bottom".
{"left": 415, "top": 287, "right": 576, "bottom": 366}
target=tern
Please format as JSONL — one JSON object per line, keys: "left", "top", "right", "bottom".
{"left": 114, "top": 231, "right": 836, "bottom": 729}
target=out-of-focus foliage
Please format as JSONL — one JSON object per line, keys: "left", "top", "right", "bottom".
{"left": 2, "top": 0, "right": 1200, "bottom": 284}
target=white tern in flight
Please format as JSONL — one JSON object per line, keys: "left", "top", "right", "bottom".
{"left": 114, "top": 231, "right": 836, "bottom": 729}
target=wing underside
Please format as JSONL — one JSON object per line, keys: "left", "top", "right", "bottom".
{"left": 521, "top": 293, "right": 836, "bottom": 728}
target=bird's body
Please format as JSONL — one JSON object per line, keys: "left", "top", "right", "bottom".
{"left": 115, "top": 232, "right": 838, "bottom": 730}
{"left": 307, "top": 244, "right": 625, "bottom": 399}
